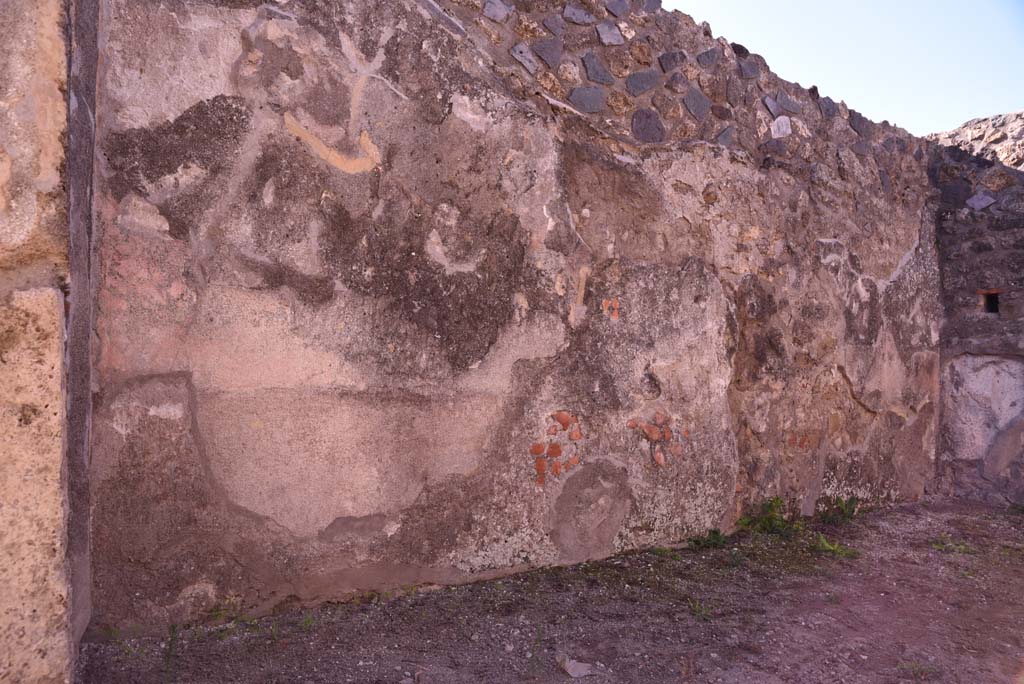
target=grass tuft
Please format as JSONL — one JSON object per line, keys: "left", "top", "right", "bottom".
{"left": 812, "top": 533, "right": 859, "bottom": 558}
{"left": 688, "top": 529, "right": 729, "bottom": 550}
{"left": 818, "top": 496, "right": 861, "bottom": 525}
{"left": 738, "top": 497, "right": 800, "bottom": 537}
{"left": 929, "top": 535, "right": 975, "bottom": 554}
{"left": 686, "top": 598, "right": 713, "bottom": 621}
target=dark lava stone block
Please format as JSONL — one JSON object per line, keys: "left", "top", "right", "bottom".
{"left": 632, "top": 108, "right": 666, "bottom": 143}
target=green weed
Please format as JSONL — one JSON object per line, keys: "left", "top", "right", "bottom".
{"left": 818, "top": 496, "right": 860, "bottom": 525}
{"left": 738, "top": 497, "right": 798, "bottom": 536}
{"left": 686, "top": 598, "right": 712, "bottom": 621}
{"left": 688, "top": 529, "right": 729, "bottom": 550}
{"left": 929, "top": 535, "right": 975, "bottom": 554}
{"left": 897, "top": 660, "right": 940, "bottom": 682}
{"left": 812, "top": 533, "right": 859, "bottom": 558}
{"left": 651, "top": 547, "right": 681, "bottom": 560}
{"left": 162, "top": 624, "right": 178, "bottom": 682}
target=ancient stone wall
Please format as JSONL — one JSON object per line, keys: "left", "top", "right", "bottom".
{"left": 931, "top": 111, "right": 1024, "bottom": 171}
{"left": 931, "top": 140, "right": 1024, "bottom": 504}
{"left": 86, "top": 0, "right": 943, "bottom": 634}
{"left": 0, "top": 2, "right": 73, "bottom": 682}
{"left": 0, "top": 0, "right": 1019, "bottom": 669}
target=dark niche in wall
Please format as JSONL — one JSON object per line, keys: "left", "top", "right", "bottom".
{"left": 979, "top": 289, "right": 1001, "bottom": 315}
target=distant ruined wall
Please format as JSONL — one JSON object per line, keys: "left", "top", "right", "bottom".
{"left": 0, "top": 2, "right": 73, "bottom": 682}
{"left": 85, "top": 0, "right": 945, "bottom": 635}
{"left": 931, "top": 111, "right": 1024, "bottom": 172}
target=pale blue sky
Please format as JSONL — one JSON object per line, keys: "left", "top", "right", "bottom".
{"left": 669, "top": 0, "right": 1024, "bottom": 136}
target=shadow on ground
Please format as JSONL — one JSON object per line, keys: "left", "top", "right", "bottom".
{"left": 77, "top": 501, "right": 1024, "bottom": 683}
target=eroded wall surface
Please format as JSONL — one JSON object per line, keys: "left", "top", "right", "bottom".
{"left": 89, "top": 0, "right": 941, "bottom": 633}
{"left": 931, "top": 143, "right": 1024, "bottom": 503}
{"left": 0, "top": 2, "right": 72, "bottom": 682}
{"left": 931, "top": 111, "right": 1024, "bottom": 172}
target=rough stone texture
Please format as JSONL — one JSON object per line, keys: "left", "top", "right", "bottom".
{"left": 596, "top": 21, "right": 625, "bottom": 47}
{"left": 563, "top": 4, "right": 596, "bottom": 25}
{"left": 482, "top": 0, "right": 511, "bottom": 24}
{"left": 0, "top": 0, "right": 68, "bottom": 288}
{"left": 0, "top": 289, "right": 71, "bottom": 684}
{"left": 0, "top": 1, "right": 74, "bottom": 681}
{"left": 568, "top": 87, "right": 607, "bottom": 114}
{"left": 931, "top": 138, "right": 1024, "bottom": 504}
{"left": 87, "top": 0, "right": 951, "bottom": 635}
{"left": 629, "top": 108, "right": 665, "bottom": 143}
{"left": 941, "top": 356, "right": 1024, "bottom": 503}
{"left": 605, "top": 0, "right": 629, "bottom": 19}
{"left": 624, "top": 69, "right": 660, "bottom": 96}
{"left": 531, "top": 37, "right": 563, "bottom": 70}
{"left": 930, "top": 110, "right": 1024, "bottom": 170}
{"left": 581, "top": 51, "right": 615, "bottom": 85}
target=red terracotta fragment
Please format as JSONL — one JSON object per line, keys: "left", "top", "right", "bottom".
{"left": 529, "top": 442, "right": 545, "bottom": 456}
{"left": 641, "top": 423, "right": 662, "bottom": 442}
{"left": 626, "top": 418, "right": 639, "bottom": 430}
{"left": 569, "top": 428, "right": 583, "bottom": 441}
{"left": 653, "top": 447, "right": 666, "bottom": 467}
{"left": 547, "top": 442, "right": 563, "bottom": 458}
{"left": 551, "top": 411, "right": 574, "bottom": 429}
{"left": 551, "top": 460, "right": 562, "bottom": 476}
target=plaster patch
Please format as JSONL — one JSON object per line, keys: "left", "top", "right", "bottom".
{"left": 284, "top": 112, "right": 380, "bottom": 174}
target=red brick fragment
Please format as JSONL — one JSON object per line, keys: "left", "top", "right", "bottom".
{"left": 551, "top": 460, "right": 562, "bottom": 476}
{"left": 653, "top": 447, "right": 666, "bottom": 467}
{"left": 641, "top": 423, "right": 662, "bottom": 442}
{"left": 535, "top": 457, "right": 547, "bottom": 476}
{"left": 626, "top": 418, "right": 639, "bottom": 430}
{"left": 551, "top": 411, "right": 574, "bottom": 430}
{"left": 529, "top": 442, "right": 545, "bottom": 456}
{"left": 547, "top": 442, "right": 563, "bottom": 458}
{"left": 569, "top": 428, "right": 583, "bottom": 441}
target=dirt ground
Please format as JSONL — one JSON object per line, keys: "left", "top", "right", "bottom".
{"left": 76, "top": 500, "right": 1024, "bottom": 684}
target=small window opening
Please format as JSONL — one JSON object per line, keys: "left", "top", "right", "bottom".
{"left": 984, "top": 292, "right": 1000, "bottom": 314}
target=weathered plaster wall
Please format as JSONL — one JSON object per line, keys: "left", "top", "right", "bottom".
{"left": 0, "top": 2, "right": 73, "bottom": 682}
{"left": 931, "top": 141, "right": 1024, "bottom": 504}
{"left": 88, "top": 0, "right": 942, "bottom": 634}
